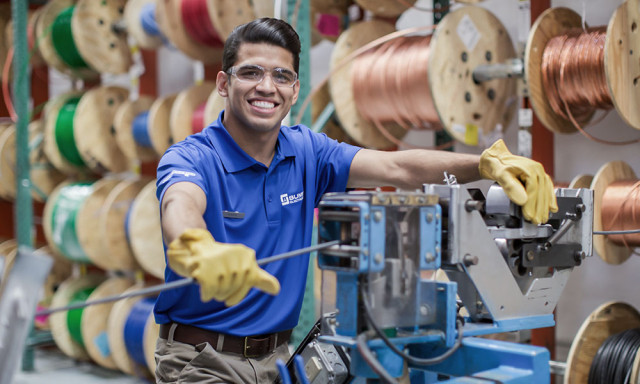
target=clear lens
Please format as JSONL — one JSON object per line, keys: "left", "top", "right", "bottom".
{"left": 230, "top": 65, "right": 297, "bottom": 87}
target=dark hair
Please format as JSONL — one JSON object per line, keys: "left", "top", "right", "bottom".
{"left": 222, "top": 18, "right": 301, "bottom": 74}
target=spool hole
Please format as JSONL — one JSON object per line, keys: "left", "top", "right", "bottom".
{"left": 632, "top": 21, "right": 637, "bottom": 32}
{"left": 473, "top": 113, "right": 481, "bottom": 120}
{"left": 98, "top": 19, "right": 104, "bottom": 26}
{"left": 634, "top": 77, "right": 639, "bottom": 86}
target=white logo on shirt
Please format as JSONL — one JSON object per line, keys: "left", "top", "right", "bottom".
{"left": 280, "top": 191, "right": 303, "bottom": 206}
{"left": 159, "top": 170, "right": 197, "bottom": 185}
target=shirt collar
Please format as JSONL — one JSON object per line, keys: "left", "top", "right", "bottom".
{"left": 205, "top": 111, "right": 296, "bottom": 173}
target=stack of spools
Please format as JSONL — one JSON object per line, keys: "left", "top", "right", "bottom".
{"left": 12, "top": 0, "right": 282, "bottom": 378}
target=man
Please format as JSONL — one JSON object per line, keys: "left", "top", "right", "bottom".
{"left": 154, "top": 17, "right": 557, "bottom": 383}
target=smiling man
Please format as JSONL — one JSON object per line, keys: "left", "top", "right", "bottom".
{"left": 153, "top": 18, "right": 557, "bottom": 383}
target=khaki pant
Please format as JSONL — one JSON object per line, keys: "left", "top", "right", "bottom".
{"left": 155, "top": 333, "right": 290, "bottom": 383}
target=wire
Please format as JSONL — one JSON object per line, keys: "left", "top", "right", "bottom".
{"left": 541, "top": 27, "right": 640, "bottom": 145}
{"left": 588, "top": 328, "right": 640, "bottom": 384}
{"left": 356, "top": 330, "right": 400, "bottom": 384}
{"left": 360, "top": 283, "right": 464, "bottom": 366}
{"left": 35, "top": 240, "right": 341, "bottom": 316}
{"left": 594, "top": 229, "right": 640, "bottom": 235}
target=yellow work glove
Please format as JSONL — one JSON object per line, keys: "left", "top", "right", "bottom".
{"left": 479, "top": 139, "right": 558, "bottom": 224}
{"left": 167, "top": 228, "right": 280, "bottom": 306}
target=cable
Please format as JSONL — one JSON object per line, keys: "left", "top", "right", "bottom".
{"left": 588, "top": 328, "right": 640, "bottom": 384}
{"left": 360, "top": 283, "right": 464, "bottom": 366}
{"left": 541, "top": 27, "right": 640, "bottom": 145}
{"left": 594, "top": 229, "right": 640, "bottom": 235}
{"left": 356, "top": 330, "right": 400, "bottom": 384}
{"left": 35, "top": 239, "right": 341, "bottom": 316}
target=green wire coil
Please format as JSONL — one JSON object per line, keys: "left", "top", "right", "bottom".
{"left": 67, "top": 286, "right": 96, "bottom": 348}
{"left": 55, "top": 96, "right": 85, "bottom": 167}
{"left": 51, "top": 6, "right": 88, "bottom": 69}
{"left": 50, "top": 182, "right": 94, "bottom": 263}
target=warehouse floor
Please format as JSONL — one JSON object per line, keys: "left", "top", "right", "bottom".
{"left": 13, "top": 348, "right": 149, "bottom": 384}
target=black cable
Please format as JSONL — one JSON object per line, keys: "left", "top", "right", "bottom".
{"left": 588, "top": 328, "right": 640, "bottom": 384}
{"left": 355, "top": 330, "right": 399, "bottom": 384}
{"left": 359, "top": 284, "right": 464, "bottom": 366}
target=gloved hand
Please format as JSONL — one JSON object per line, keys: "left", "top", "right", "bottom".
{"left": 479, "top": 139, "right": 558, "bottom": 224}
{"left": 167, "top": 228, "right": 280, "bottom": 305}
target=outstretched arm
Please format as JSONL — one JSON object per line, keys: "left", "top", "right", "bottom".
{"left": 346, "top": 140, "right": 558, "bottom": 224}
{"left": 347, "top": 148, "right": 481, "bottom": 190}
{"left": 160, "top": 181, "right": 208, "bottom": 245}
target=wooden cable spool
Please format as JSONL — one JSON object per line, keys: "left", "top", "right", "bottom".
{"left": 49, "top": 273, "right": 106, "bottom": 360}
{"left": 0, "top": 123, "right": 12, "bottom": 200}
{"left": 568, "top": 174, "right": 594, "bottom": 190}
{"left": 99, "top": 177, "right": 150, "bottom": 271}
{"left": 36, "top": 0, "right": 99, "bottom": 80}
{"left": 114, "top": 95, "right": 158, "bottom": 163}
{"left": 128, "top": 179, "right": 165, "bottom": 279}
{"left": 591, "top": 160, "right": 637, "bottom": 265}
{"left": 0, "top": 124, "right": 16, "bottom": 201}
{"left": 428, "top": 6, "right": 517, "bottom": 146}
{"left": 148, "top": 93, "right": 178, "bottom": 156}
{"left": 170, "top": 81, "right": 216, "bottom": 144}
{"left": 75, "top": 177, "right": 121, "bottom": 268}
{"left": 312, "top": 83, "right": 356, "bottom": 144}
{"left": 73, "top": 176, "right": 150, "bottom": 272}
{"left": 330, "top": 6, "right": 517, "bottom": 149}
{"left": 203, "top": 84, "right": 225, "bottom": 130}
{"left": 0, "top": 239, "right": 18, "bottom": 297}
{"left": 564, "top": 301, "right": 640, "bottom": 384}
{"left": 29, "top": 119, "right": 67, "bottom": 202}
{"left": 81, "top": 276, "right": 136, "bottom": 369}
{"left": 5, "top": 9, "right": 47, "bottom": 69}
{"left": 525, "top": 1, "right": 640, "bottom": 134}
{"left": 0, "top": 120, "right": 66, "bottom": 202}
{"left": 74, "top": 86, "right": 132, "bottom": 174}
{"left": 107, "top": 282, "right": 153, "bottom": 377}
{"left": 0, "top": 3, "right": 12, "bottom": 82}
{"left": 155, "top": 0, "right": 254, "bottom": 64}
{"left": 71, "top": 0, "right": 131, "bottom": 74}
{"left": 124, "top": 0, "right": 164, "bottom": 50}
{"left": 33, "top": 246, "right": 73, "bottom": 331}
{"left": 354, "top": 0, "right": 415, "bottom": 18}
{"left": 252, "top": 0, "right": 275, "bottom": 18}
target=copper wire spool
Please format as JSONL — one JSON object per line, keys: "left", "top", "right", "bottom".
{"left": 601, "top": 181, "right": 640, "bottom": 248}
{"left": 526, "top": 3, "right": 640, "bottom": 138}
{"left": 330, "top": 7, "right": 516, "bottom": 149}
{"left": 352, "top": 35, "right": 441, "bottom": 134}
{"left": 541, "top": 27, "right": 612, "bottom": 126}
{"left": 592, "top": 161, "right": 638, "bottom": 265}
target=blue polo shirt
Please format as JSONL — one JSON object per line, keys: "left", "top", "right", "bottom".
{"left": 154, "top": 112, "right": 360, "bottom": 336}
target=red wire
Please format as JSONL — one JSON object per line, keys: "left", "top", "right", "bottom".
{"left": 2, "top": 47, "right": 17, "bottom": 122}
{"left": 180, "top": 0, "right": 223, "bottom": 48}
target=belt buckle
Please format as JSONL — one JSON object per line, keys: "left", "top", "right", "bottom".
{"left": 243, "top": 336, "right": 261, "bottom": 358}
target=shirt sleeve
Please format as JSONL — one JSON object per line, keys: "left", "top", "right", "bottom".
{"left": 156, "top": 144, "right": 208, "bottom": 204}
{"left": 311, "top": 131, "right": 361, "bottom": 206}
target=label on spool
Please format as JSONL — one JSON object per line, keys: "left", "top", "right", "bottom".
{"left": 451, "top": 123, "right": 479, "bottom": 146}
{"left": 457, "top": 14, "right": 481, "bottom": 53}
{"left": 93, "top": 331, "right": 111, "bottom": 358}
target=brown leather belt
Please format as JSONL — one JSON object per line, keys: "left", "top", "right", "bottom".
{"left": 159, "top": 323, "right": 292, "bottom": 358}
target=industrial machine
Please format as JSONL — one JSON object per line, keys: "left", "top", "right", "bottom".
{"left": 288, "top": 182, "right": 592, "bottom": 383}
